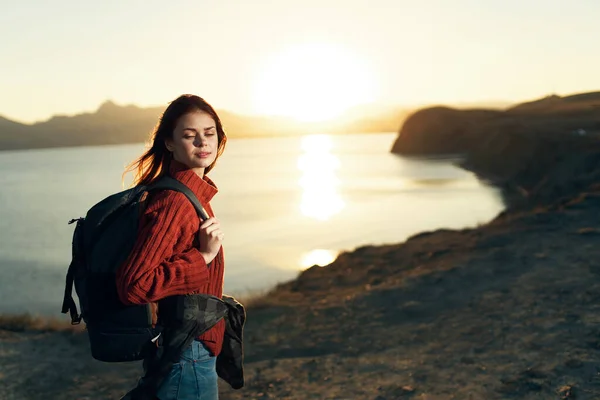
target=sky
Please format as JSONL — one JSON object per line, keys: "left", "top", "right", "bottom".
{"left": 1, "top": 0, "right": 599, "bottom": 123}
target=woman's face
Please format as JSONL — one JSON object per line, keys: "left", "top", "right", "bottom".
{"left": 166, "top": 111, "right": 219, "bottom": 175}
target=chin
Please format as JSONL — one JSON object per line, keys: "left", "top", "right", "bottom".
{"left": 190, "top": 159, "right": 215, "bottom": 169}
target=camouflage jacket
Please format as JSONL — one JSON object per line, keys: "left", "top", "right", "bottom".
{"left": 123, "top": 294, "right": 245, "bottom": 400}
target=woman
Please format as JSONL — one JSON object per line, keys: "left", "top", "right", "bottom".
{"left": 117, "top": 94, "right": 228, "bottom": 400}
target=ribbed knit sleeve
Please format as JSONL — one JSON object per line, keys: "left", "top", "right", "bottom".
{"left": 116, "top": 191, "right": 209, "bottom": 305}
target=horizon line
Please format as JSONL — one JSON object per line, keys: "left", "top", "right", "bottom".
{"left": 5, "top": 89, "right": 596, "bottom": 125}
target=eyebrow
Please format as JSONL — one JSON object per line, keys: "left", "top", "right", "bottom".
{"left": 183, "top": 126, "right": 216, "bottom": 133}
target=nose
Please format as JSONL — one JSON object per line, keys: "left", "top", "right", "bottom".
{"left": 194, "top": 134, "right": 207, "bottom": 148}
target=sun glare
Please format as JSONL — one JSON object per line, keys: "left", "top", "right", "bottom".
{"left": 253, "top": 43, "right": 378, "bottom": 122}
{"left": 300, "top": 249, "right": 338, "bottom": 268}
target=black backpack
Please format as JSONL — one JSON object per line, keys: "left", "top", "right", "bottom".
{"left": 61, "top": 175, "right": 209, "bottom": 362}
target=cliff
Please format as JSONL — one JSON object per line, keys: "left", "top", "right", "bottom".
{"left": 391, "top": 91, "right": 600, "bottom": 210}
{"left": 391, "top": 91, "right": 600, "bottom": 156}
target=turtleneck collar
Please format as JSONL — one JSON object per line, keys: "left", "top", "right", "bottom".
{"left": 167, "top": 160, "right": 218, "bottom": 204}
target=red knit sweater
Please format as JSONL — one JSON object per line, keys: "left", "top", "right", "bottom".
{"left": 116, "top": 160, "right": 225, "bottom": 356}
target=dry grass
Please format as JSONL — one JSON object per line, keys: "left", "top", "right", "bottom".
{"left": 0, "top": 313, "right": 84, "bottom": 333}
{"left": 0, "top": 286, "right": 292, "bottom": 334}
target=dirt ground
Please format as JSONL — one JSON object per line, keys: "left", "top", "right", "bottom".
{"left": 3, "top": 189, "right": 600, "bottom": 399}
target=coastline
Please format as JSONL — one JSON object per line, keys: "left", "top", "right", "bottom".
{"left": 223, "top": 183, "right": 600, "bottom": 399}
{"left": 3, "top": 180, "right": 600, "bottom": 398}
{"left": 3, "top": 123, "right": 600, "bottom": 398}
{"left": 0, "top": 133, "right": 502, "bottom": 320}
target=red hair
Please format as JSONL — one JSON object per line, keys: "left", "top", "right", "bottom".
{"left": 124, "top": 94, "right": 227, "bottom": 186}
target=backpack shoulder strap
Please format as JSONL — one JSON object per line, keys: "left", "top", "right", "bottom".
{"left": 61, "top": 218, "right": 85, "bottom": 324}
{"left": 148, "top": 175, "right": 210, "bottom": 221}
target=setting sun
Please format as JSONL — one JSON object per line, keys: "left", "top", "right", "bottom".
{"left": 253, "top": 43, "right": 378, "bottom": 122}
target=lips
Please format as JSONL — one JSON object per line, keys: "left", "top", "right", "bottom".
{"left": 196, "top": 152, "right": 211, "bottom": 158}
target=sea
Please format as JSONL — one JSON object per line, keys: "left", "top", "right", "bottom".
{"left": 0, "top": 132, "right": 504, "bottom": 316}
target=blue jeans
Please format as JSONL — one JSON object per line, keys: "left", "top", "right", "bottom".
{"left": 155, "top": 340, "right": 219, "bottom": 400}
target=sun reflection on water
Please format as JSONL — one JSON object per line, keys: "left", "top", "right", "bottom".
{"left": 297, "top": 134, "right": 345, "bottom": 220}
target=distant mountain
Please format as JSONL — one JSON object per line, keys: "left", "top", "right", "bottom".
{"left": 508, "top": 91, "right": 600, "bottom": 114}
{"left": 0, "top": 101, "right": 410, "bottom": 151}
{"left": 426, "top": 100, "right": 513, "bottom": 110}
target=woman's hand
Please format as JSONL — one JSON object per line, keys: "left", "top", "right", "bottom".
{"left": 198, "top": 217, "right": 224, "bottom": 264}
